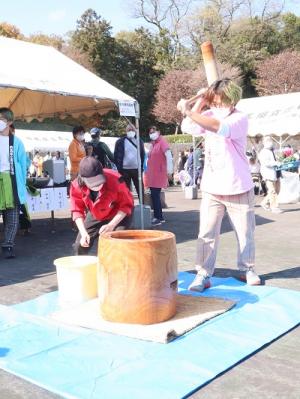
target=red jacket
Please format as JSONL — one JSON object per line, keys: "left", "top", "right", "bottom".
{"left": 70, "top": 169, "right": 134, "bottom": 221}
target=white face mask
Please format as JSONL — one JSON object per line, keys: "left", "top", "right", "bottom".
{"left": 149, "top": 132, "right": 159, "bottom": 141}
{"left": 90, "top": 183, "right": 103, "bottom": 192}
{"left": 0, "top": 120, "right": 7, "bottom": 132}
{"left": 76, "top": 133, "right": 85, "bottom": 141}
{"left": 211, "top": 107, "right": 230, "bottom": 119}
{"left": 127, "top": 130, "right": 136, "bottom": 139}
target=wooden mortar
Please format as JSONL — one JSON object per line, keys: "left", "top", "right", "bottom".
{"left": 98, "top": 230, "right": 178, "bottom": 324}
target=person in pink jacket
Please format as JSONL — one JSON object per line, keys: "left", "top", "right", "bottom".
{"left": 177, "top": 78, "right": 261, "bottom": 291}
{"left": 145, "top": 126, "right": 173, "bottom": 226}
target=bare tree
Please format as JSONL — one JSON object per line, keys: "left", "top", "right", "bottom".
{"left": 212, "top": 0, "right": 286, "bottom": 22}
{"left": 258, "top": 0, "right": 286, "bottom": 21}
{"left": 132, "top": 0, "right": 173, "bottom": 32}
{"left": 255, "top": 50, "right": 300, "bottom": 95}
{"left": 131, "top": 0, "right": 195, "bottom": 60}
{"left": 185, "top": 0, "right": 286, "bottom": 49}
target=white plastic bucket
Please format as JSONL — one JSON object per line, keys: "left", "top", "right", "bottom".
{"left": 54, "top": 256, "right": 98, "bottom": 307}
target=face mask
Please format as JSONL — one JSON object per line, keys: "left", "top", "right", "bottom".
{"left": 0, "top": 120, "right": 7, "bottom": 132}
{"left": 211, "top": 107, "right": 230, "bottom": 119}
{"left": 149, "top": 132, "right": 159, "bottom": 141}
{"left": 127, "top": 131, "right": 136, "bottom": 139}
{"left": 83, "top": 176, "right": 105, "bottom": 191}
{"left": 90, "top": 184, "right": 103, "bottom": 192}
{"left": 76, "top": 134, "right": 85, "bottom": 141}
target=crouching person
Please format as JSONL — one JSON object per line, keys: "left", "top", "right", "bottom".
{"left": 70, "top": 157, "right": 134, "bottom": 255}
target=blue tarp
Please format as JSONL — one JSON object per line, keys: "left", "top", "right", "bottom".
{"left": 0, "top": 272, "right": 299, "bottom": 399}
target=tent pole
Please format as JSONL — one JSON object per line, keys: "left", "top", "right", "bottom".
{"left": 272, "top": 135, "right": 290, "bottom": 151}
{"left": 281, "top": 135, "right": 290, "bottom": 147}
{"left": 272, "top": 137, "right": 280, "bottom": 146}
{"left": 135, "top": 116, "right": 144, "bottom": 230}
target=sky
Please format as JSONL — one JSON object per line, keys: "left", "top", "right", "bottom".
{"left": 1, "top": 0, "right": 142, "bottom": 37}
{"left": 1, "top": 0, "right": 299, "bottom": 38}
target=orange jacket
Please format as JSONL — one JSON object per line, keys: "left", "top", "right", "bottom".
{"left": 68, "top": 139, "right": 86, "bottom": 175}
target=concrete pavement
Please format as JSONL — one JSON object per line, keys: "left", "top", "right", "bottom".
{"left": 0, "top": 186, "right": 299, "bottom": 398}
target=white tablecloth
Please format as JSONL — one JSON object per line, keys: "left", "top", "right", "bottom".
{"left": 278, "top": 172, "right": 300, "bottom": 204}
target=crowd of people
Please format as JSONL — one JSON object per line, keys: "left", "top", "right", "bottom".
{"left": 29, "top": 150, "right": 64, "bottom": 178}
{"left": 1, "top": 79, "right": 299, "bottom": 303}
{"left": 0, "top": 110, "right": 173, "bottom": 258}
{"left": 67, "top": 123, "right": 173, "bottom": 229}
{"left": 68, "top": 123, "right": 173, "bottom": 255}
{"left": 246, "top": 139, "right": 300, "bottom": 214}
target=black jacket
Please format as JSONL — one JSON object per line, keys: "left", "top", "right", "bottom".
{"left": 92, "top": 141, "right": 114, "bottom": 168}
{"left": 114, "top": 136, "right": 145, "bottom": 172}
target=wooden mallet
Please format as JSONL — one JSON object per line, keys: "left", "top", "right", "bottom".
{"left": 182, "top": 41, "right": 220, "bottom": 108}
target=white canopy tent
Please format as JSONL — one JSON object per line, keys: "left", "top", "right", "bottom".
{"left": 0, "top": 36, "right": 145, "bottom": 226}
{"left": 237, "top": 92, "right": 300, "bottom": 205}
{"left": 15, "top": 130, "right": 72, "bottom": 152}
{"left": 0, "top": 36, "right": 136, "bottom": 121}
{"left": 14, "top": 129, "right": 118, "bottom": 153}
{"left": 237, "top": 92, "right": 300, "bottom": 147}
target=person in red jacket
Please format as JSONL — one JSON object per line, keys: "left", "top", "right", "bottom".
{"left": 70, "top": 156, "right": 134, "bottom": 255}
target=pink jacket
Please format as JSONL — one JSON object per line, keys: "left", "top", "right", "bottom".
{"left": 145, "top": 136, "right": 170, "bottom": 188}
{"left": 200, "top": 109, "right": 253, "bottom": 195}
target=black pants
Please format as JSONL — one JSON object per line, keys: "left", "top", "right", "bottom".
{"left": 1, "top": 206, "right": 20, "bottom": 248}
{"left": 73, "top": 212, "right": 132, "bottom": 255}
{"left": 150, "top": 187, "right": 163, "bottom": 220}
{"left": 19, "top": 204, "right": 31, "bottom": 231}
{"left": 121, "top": 169, "right": 144, "bottom": 202}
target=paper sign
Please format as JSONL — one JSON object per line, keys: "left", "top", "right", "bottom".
{"left": 26, "top": 192, "right": 40, "bottom": 213}
{"left": 53, "top": 187, "right": 68, "bottom": 210}
{"left": 118, "top": 100, "right": 137, "bottom": 117}
{"left": 41, "top": 188, "right": 54, "bottom": 212}
{"left": 27, "top": 187, "right": 68, "bottom": 213}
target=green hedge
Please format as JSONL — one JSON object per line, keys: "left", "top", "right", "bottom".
{"left": 164, "top": 134, "right": 193, "bottom": 144}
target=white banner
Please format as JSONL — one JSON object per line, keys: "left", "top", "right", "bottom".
{"left": 118, "top": 100, "right": 136, "bottom": 117}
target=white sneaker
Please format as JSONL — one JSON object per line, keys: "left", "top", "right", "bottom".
{"left": 271, "top": 208, "right": 284, "bottom": 214}
{"left": 151, "top": 218, "right": 162, "bottom": 226}
{"left": 239, "top": 269, "right": 261, "bottom": 286}
{"left": 261, "top": 203, "right": 270, "bottom": 211}
{"left": 188, "top": 273, "right": 211, "bottom": 292}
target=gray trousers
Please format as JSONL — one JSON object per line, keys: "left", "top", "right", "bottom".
{"left": 195, "top": 190, "right": 256, "bottom": 277}
{"left": 1, "top": 206, "right": 20, "bottom": 248}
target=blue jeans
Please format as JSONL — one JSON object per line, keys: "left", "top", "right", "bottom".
{"left": 150, "top": 187, "right": 163, "bottom": 220}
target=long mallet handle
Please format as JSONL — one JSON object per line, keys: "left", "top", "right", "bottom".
{"left": 184, "top": 42, "right": 219, "bottom": 107}
{"left": 201, "top": 41, "right": 219, "bottom": 86}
